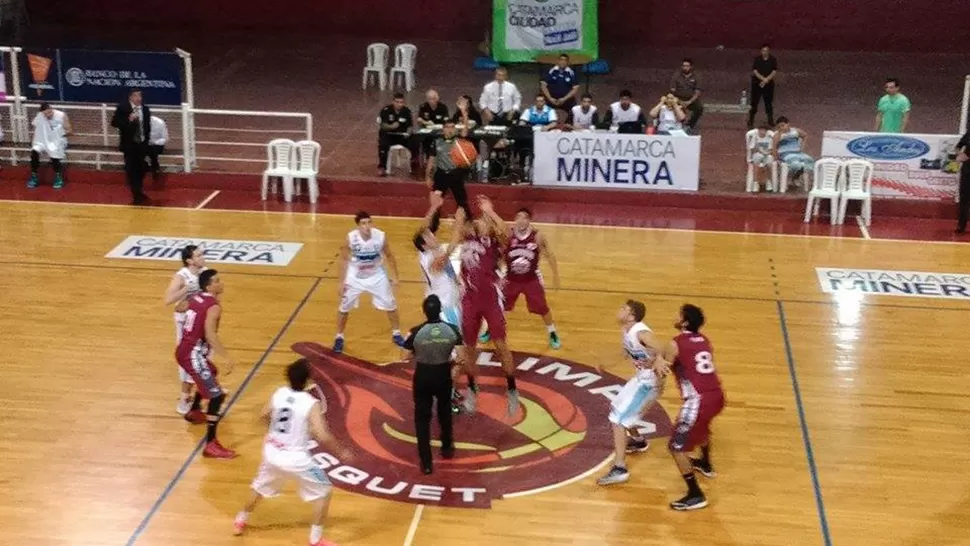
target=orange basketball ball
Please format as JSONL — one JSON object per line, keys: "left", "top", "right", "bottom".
{"left": 450, "top": 139, "right": 478, "bottom": 169}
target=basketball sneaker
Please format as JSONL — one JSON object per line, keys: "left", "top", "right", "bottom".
{"left": 506, "top": 389, "right": 520, "bottom": 417}
{"left": 203, "top": 441, "right": 237, "bottom": 459}
{"left": 333, "top": 336, "right": 345, "bottom": 354}
{"left": 392, "top": 333, "right": 406, "bottom": 347}
{"left": 478, "top": 331, "right": 491, "bottom": 344}
{"left": 690, "top": 458, "right": 716, "bottom": 478}
{"left": 549, "top": 331, "right": 561, "bottom": 350}
{"left": 451, "top": 389, "right": 465, "bottom": 414}
{"left": 310, "top": 539, "right": 340, "bottom": 546}
{"left": 463, "top": 387, "right": 477, "bottom": 413}
{"left": 232, "top": 514, "right": 247, "bottom": 536}
{"left": 597, "top": 465, "right": 630, "bottom": 486}
{"left": 52, "top": 174, "right": 64, "bottom": 189}
{"left": 27, "top": 174, "right": 38, "bottom": 189}
{"left": 176, "top": 397, "right": 192, "bottom": 415}
{"left": 625, "top": 437, "right": 649, "bottom": 453}
{"left": 670, "top": 493, "right": 708, "bottom": 511}
{"left": 184, "top": 409, "right": 207, "bottom": 425}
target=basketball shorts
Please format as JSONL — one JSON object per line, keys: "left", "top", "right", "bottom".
{"left": 668, "top": 391, "right": 725, "bottom": 452}
{"left": 609, "top": 373, "right": 660, "bottom": 429}
{"left": 174, "top": 313, "right": 195, "bottom": 384}
{"left": 251, "top": 457, "right": 332, "bottom": 502}
{"left": 461, "top": 286, "right": 506, "bottom": 343}
{"left": 177, "top": 345, "right": 224, "bottom": 399}
{"left": 340, "top": 272, "right": 396, "bottom": 313}
{"left": 502, "top": 275, "right": 549, "bottom": 316}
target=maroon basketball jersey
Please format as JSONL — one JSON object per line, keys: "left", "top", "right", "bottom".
{"left": 505, "top": 228, "right": 541, "bottom": 282}
{"left": 176, "top": 293, "right": 220, "bottom": 359}
{"left": 460, "top": 232, "right": 501, "bottom": 293}
{"left": 672, "top": 331, "right": 724, "bottom": 397}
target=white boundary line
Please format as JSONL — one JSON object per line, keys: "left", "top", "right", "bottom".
{"left": 0, "top": 198, "right": 966, "bottom": 247}
{"left": 402, "top": 504, "right": 424, "bottom": 546}
{"left": 502, "top": 455, "right": 614, "bottom": 499}
{"left": 855, "top": 215, "right": 872, "bottom": 240}
{"left": 193, "top": 190, "right": 221, "bottom": 210}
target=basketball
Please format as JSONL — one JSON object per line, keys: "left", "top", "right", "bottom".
{"left": 450, "top": 138, "right": 478, "bottom": 168}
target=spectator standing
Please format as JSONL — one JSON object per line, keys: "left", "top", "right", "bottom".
{"left": 567, "top": 94, "right": 599, "bottom": 131}
{"left": 479, "top": 67, "right": 522, "bottom": 126}
{"left": 111, "top": 88, "right": 152, "bottom": 205}
{"left": 541, "top": 53, "right": 580, "bottom": 115}
{"left": 954, "top": 130, "right": 970, "bottom": 234}
{"left": 670, "top": 59, "right": 703, "bottom": 132}
{"left": 748, "top": 44, "right": 778, "bottom": 129}
{"left": 148, "top": 115, "right": 168, "bottom": 181}
{"left": 649, "top": 94, "right": 687, "bottom": 135}
{"left": 875, "top": 78, "right": 911, "bottom": 133}
{"left": 377, "top": 92, "right": 416, "bottom": 177}
{"left": 28, "top": 103, "right": 72, "bottom": 189}
{"left": 602, "top": 90, "right": 647, "bottom": 133}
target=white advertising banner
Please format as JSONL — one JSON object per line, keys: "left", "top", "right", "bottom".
{"left": 820, "top": 131, "right": 962, "bottom": 200}
{"left": 816, "top": 267, "right": 970, "bottom": 300}
{"left": 106, "top": 235, "right": 303, "bottom": 267}
{"left": 532, "top": 131, "right": 701, "bottom": 190}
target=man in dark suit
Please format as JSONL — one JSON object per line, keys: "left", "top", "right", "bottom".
{"left": 112, "top": 88, "right": 152, "bottom": 205}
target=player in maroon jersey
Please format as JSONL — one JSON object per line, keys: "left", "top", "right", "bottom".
{"left": 480, "top": 207, "right": 562, "bottom": 349}
{"left": 176, "top": 269, "right": 238, "bottom": 459}
{"left": 447, "top": 195, "right": 519, "bottom": 416}
{"left": 661, "top": 303, "right": 726, "bottom": 511}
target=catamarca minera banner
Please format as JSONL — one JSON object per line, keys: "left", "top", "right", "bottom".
{"left": 492, "top": 0, "right": 599, "bottom": 63}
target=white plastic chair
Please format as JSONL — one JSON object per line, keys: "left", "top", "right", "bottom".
{"left": 390, "top": 43, "right": 417, "bottom": 92}
{"left": 261, "top": 138, "right": 296, "bottom": 202}
{"left": 838, "top": 158, "right": 874, "bottom": 226}
{"left": 362, "top": 43, "right": 390, "bottom": 90}
{"left": 386, "top": 145, "right": 412, "bottom": 176}
{"left": 745, "top": 129, "right": 777, "bottom": 192}
{"left": 803, "top": 158, "right": 844, "bottom": 224}
{"left": 291, "top": 140, "right": 322, "bottom": 204}
{"left": 778, "top": 161, "right": 811, "bottom": 193}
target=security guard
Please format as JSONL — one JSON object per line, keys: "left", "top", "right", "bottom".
{"left": 402, "top": 295, "right": 464, "bottom": 474}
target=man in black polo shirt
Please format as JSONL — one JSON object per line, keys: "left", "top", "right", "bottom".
{"left": 417, "top": 89, "right": 450, "bottom": 159}
{"left": 541, "top": 53, "right": 580, "bottom": 116}
{"left": 425, "top": 118, "right": 471, "bottom": 215}
{"left": 670, "top": 58, "right": 703, "bottom": 133}
{"left": 749, "top": 44, "right": 779, "bottom": 129}
{"left": 378, "top": 92, "right": 416, "bottom": 177}
{"left": 402, "top": 295, "right": 463, "bottom": 474}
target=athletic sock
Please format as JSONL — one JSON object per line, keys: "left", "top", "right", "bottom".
{"left": 190, "top": 393, "right": 202, "bottom": 411}
{"left": 699, "top": 445, "right": 711, "bottom": 466}
{"left": 235, "top": 511, "right": 250, "bottom": 523}
{"left": 392, "top": 329, "right": 401, "bottom": 336}
{"left": 310, "top": 525, "right": 324, "bottom": 544}
{"left": 506, "top": 375, "right": 517, "bottom": 391}
{"left": 682, "top": 473, "right": 702, "bottom": 497}
{"left": 179, "top": 393, "right": 191, "bottom": 404}
{"left": 206, "top": 420, "right": 219, "bottom": 443}
{"left": 546, "top": 323, "right": 557, "bottom": 333}
{"left": 335, "top": 333, "right": 344, "bottom": 339}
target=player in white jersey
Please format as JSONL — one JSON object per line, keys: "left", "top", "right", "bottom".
{"left": 334, "top": 211, "right": 403, "bottom": 353}
{"left": 414, "top": 196, "right": 462, "bottom": 326}
{"left": 598, "top": 299, "right": 670, "bottom": 486}
{"left": 163, "top": 245, "right": 207, "bottom": 415}
{"left": 233, "top": 359, "right": 351, "bottom": 546}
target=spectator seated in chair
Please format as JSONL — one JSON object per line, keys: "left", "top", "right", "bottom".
{"left": 748, "top": 123, "right": 775, "bottom": 191}
{"left": 602, "top": 89, "right": 647, "bottom": 134}
{"left": 377, "top": 92, "right": 417, "bottom": 177}
{"left": 514, "top": 94, "right": 558, "bottom": 170}
{"left": 566, "top": 93, "right": 599, "bottom": 131}
{"left": 649, "top": 94, "right": 687, "bottom": 135}
{"left": 417, "top": 89, "right": 450, "bottom": 159}
{"left": 772, "top": 116, "right": 815, "bottom": 190}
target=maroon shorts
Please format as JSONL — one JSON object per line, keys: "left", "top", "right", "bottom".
{"left": 503, "top": 275, "right": 549, "bottom": 316}
{"left": 668, "top": 391, "right": 725, "bottom": 452}
{"left": 462, "top": 286, "right": 506, "bottom": 343}
{"left": 176, "top": 349, "right": 224, "bottom": 399}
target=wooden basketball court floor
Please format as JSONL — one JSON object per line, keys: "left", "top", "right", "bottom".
{"left": 2, "top": 199, "right": 970, "bottom": 546}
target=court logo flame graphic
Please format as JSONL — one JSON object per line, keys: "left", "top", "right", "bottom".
{"left": 292, "top": 342, "right": 673, "bottom": 508}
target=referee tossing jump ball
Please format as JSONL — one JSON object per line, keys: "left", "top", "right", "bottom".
{"left": 425, "top": 118, "right": 477, "bottom": 219}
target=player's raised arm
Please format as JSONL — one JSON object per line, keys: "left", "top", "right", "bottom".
{"left": 309, "top": 401, "right": 352, "bottom": 460}
{"left": 205, "top": 304, "right": 236, "bottom": 374}
{"left": 477, "top": 195, "right": 509, "bottom": 244}
{"left": 382, "top": 240, "right": 400, "bottom": 285}
{"left": 445, "top": 206, "right": 470, "bottom": 256}
{"left": 163, "top": 273, "right": 188, "bottom": 306}
{"left": 336, "top": 238, "right": 350, "bottom": 297}
{"left": 537, "top": 231, "right": 560, "bottom": 289}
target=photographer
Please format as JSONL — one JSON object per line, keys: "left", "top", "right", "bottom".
{"left": 649, "top": 94, "right": 687, "bottom": 135}
{"left": 402, "top": 295, "right": 464, "bottom": 474}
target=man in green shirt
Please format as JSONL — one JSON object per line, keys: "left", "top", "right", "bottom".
{"left": 875, "top": 78, "right": 911, "bottom": 133}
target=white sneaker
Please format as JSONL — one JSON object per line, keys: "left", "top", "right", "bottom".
{"left": 176, "top": 398, "right": 191, "bottom": 415}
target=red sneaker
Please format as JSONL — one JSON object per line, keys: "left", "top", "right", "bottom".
{"left": 184, "top": 410, "right": 206, "bottom": 425}
{"left": 203, "top": 441, "right": 237, "bottom": 459}
{"left": 310, "top": 539, "right": 339, "bottom": 546}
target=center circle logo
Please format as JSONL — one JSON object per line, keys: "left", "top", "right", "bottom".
{"left": 65, "top": 67, "right": 85, "bottom": 87}
{"left": 292, "top": 342, "right": 672, "bottom": 508}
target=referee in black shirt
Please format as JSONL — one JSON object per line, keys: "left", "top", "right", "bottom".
{"left": 417, "top": 89, "right": 450, "bottom": 159}
{"left": 402, "top": 295, "right": 463, "bottom": 474}
{"left": 425, "top": 117, "right": 471, "bottom": 216}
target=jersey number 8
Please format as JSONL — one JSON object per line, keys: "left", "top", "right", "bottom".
{"left": 274, "top": 407, "right": 293, "bottom": 434}
{"left": 694, "top": 351, "right": 716, "bottom": 374}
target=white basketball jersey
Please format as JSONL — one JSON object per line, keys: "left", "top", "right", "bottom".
{"left": 346, "top": 228, "right": 386, "bottom": 280}
{"left": 570, "top": 105, "right": 598, "bottom": 129}
{"left": 173, "top": 266, "right": 206, "bottom": 341}
{"left": 418, "top": 245, "right": 459, "bottom": 309}
{"left": 623, "top": 322, "right": 658, "bottom": 384}
{"left": 264, "top": 387, "right": 319, "bottom": 470}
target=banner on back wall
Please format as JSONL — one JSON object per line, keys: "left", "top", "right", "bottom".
{"left": 20, "top": 49, "right": 183, "bottom": 105}
{"left": 492, "top": 0, "right": 598, "bottom": 63}
{"left": 532, "top": 132, "right": 701, "bottom": 190}
{"left": 820, "top": 131, "right": 962, "bottom": 200}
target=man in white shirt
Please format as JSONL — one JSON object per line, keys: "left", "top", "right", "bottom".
{"left": 148, "top": 115, "right": 168, "bottom": 180}
{"left": 602, "top": 89, "right": 647, "bottom": 133}
{"left": 567, "top": 93, "right": 600, "bottom": 131}
{"left": 479, "top": 67, "right": 522, "bottom": 127}
{"left": 27, "top": 103, "right": 72, "bottom": 189}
